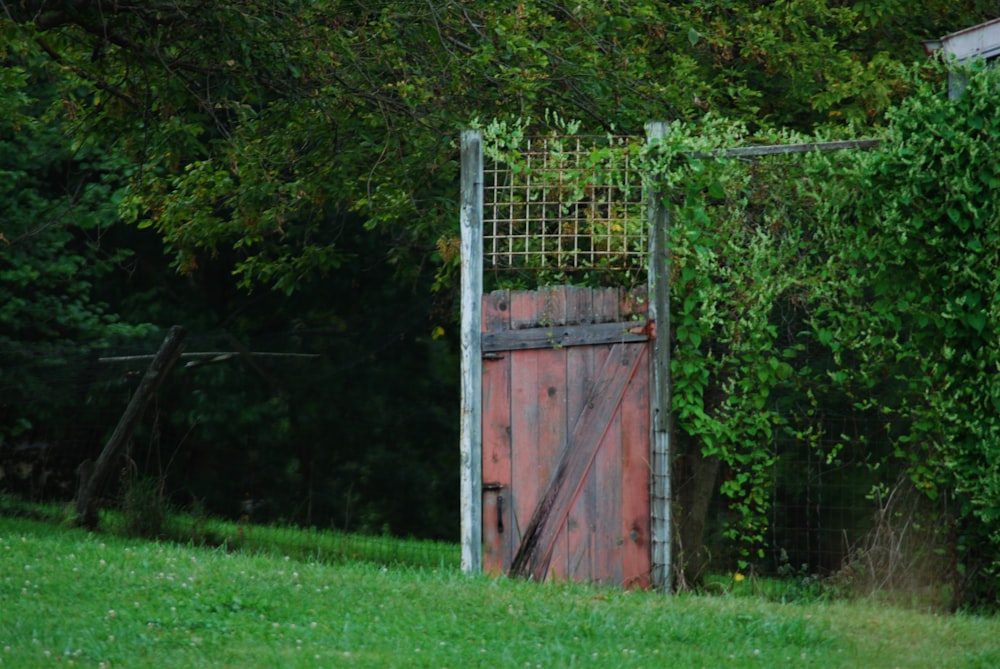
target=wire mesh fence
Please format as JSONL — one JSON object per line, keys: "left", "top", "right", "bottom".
{"left": 1, "top": 324, "right": 459, "bottom": 549}
{"left": 483, "top": 135, "right": 647, "bottom": 277}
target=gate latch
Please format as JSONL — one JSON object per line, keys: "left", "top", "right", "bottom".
{"left": 483, "top": 482, "right": 505, "bottom": 534}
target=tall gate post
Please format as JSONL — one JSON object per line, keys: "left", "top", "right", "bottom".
{"left": 460, "top": 130, "right": 484, "bottom": 574}
{"left": 646, "top": 121, "right": 673, "bottom": 591}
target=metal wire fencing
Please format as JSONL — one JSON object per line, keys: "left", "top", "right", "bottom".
{"left": 483, "top": 134, "right": 647, "bottom": 280}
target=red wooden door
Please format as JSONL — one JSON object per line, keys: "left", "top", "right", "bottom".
{"left": 481, "top": 286, "right": 652, "bottom": 588}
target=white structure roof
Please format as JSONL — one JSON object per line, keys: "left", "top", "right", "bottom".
{"left": 923, "top": 18, "right": 1000, "bottom": 62}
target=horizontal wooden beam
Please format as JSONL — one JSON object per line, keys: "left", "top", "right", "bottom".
{"left": 98, "top": 352, "right": 320, "bottom": 363}
{"left": 693, "top": 138, "right": 881, "bottom": 159}
{"left": 482, "top": 320, "right": 650, "bottom": 353}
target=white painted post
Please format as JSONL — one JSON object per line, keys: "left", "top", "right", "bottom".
{"left": 646, "top": 121, "right": 673, "bottom": 591}
{"left": 460, "top": 130, "right": 484, "bottom": 574}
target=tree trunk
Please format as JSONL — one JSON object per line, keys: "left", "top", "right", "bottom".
{"left": 674, "top": 446, "right": 721, "bottom": 588}
{"left": 672, "top": 362, "right": 730, "bottom": 589}
{"left": 76, "top": 325, "right": 186, "bottom": 529}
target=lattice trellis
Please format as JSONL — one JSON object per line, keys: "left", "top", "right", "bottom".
{"left": 483, "top": 136, "right": 647, "bottom": 275}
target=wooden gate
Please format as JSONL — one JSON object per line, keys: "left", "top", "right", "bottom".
{"left": 480, "top": 286, "right": 652, "bottom": 587}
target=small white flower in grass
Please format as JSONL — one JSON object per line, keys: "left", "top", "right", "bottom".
{"left": 108, "top": 609, "right": 117, "bottom": 618}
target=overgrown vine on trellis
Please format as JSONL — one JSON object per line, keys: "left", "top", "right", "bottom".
{"left": 476, "top": 65, "right": 1000, "bottom": 598}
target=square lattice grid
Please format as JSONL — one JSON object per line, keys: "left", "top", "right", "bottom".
{"left": 483, "top": 136, "right": 647, "bottom": 275}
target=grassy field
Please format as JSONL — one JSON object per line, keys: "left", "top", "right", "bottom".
{"left": 1, "top": 515, "right": 999, "bottom": 668}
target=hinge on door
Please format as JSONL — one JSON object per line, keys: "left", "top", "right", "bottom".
{"left": 483, "top": 352, "right": 505, "bottom": 361}
{"left": 628, "top": 319, "right": 656, "bottom": 338}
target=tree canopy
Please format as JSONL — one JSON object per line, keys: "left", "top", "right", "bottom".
{"left": 3, "top": 1, "right": 995, "bottom": 291}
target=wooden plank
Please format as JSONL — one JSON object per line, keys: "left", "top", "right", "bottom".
{"left": 646, "top": 121, "right": 673, "bottom": 591}
{"left": 593, "top": 379, "right": 624, "bottom": 585}
{"left": 688, "top": 138, "right": 881, "bottom": 160}
{"left": 482, "top": 291, "right": 512, "bottom": 574}
{"left": 534, "top": 289, "right": 571, "bottom": 580}
{"left": 564, "top": 291, "right": 597, "bottom": 581}
{"left": 593, "top": 286, "right": 622, "bottom": 322}
{"left": 482, "top": 319, "right": 649, "bottom": 352}
{"left": 508, "top": 291, "right": 565, "bottom": 567}
{"left": 97, "top": 352, "right": 319, "bottom": 363}
{"left": 460, "top": 129, "right": 484, "bottom": 574}
{"left": 621, "top": 344, "right": 652, "bottom": 589}
{"left": 510, "top": 341, "right": 645, "bottom": 580}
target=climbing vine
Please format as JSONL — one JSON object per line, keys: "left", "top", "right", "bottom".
{"left": 479, "top": 63, "right": 1000, "bottom": 601}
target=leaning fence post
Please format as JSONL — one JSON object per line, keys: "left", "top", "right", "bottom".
{"left": 646, "top": 121, "right": 673, "bottom": 591}
{"left": 460, "top": 130, "right": 484, "bottom": 574}
{"left": 76, "top": 325, "right": 187, "bottom": 529}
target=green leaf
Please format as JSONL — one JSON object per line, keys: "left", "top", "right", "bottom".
{"left": 966, "top": 311, "right": 987, "bottom": 334}
{"left": 708, "top": 179, "right": 726, "bottom": 199}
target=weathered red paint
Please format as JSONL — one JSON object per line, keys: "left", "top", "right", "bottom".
{"left": 481, "top": 286, "right": 652, "bottom": 587}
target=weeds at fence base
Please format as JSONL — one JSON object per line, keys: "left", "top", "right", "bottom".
{"left": 122, "top": 475, "right": 167, "bottom": 539}
{"left": 827, "top": 478, "right": 957, "bottom": 612}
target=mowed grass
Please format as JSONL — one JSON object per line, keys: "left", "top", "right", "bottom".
{"left": 1, "top": 517, "right": 999, "bottom": 668}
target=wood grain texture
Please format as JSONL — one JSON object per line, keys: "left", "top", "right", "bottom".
{"left": 482, "top": 287, "right": 652, "bottom": 587}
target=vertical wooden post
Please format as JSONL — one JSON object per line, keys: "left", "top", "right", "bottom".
{"left": 76, "top": 325, "right": 187, "bottom": 529}
{"left": 646, "top": 122, "right": 673, "bottom": 591}
{"left": 460, "top": 130, "right": 484, "bottom": 574}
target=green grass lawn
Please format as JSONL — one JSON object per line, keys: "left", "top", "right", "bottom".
{"left": 1, "top": 515, "right": 998, "bottom": 668}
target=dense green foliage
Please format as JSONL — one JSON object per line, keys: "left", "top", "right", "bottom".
{"left": 831, "top": 63, "right": 1000, "bottom": 597}
{"left": 0, "top": 52, "right": 151, "bottom": 446}
{"left": 3, "top": 1, "right": 994, "bottom": 288}
{"left": 653, "top": 63, "right": 1000, "bottom": 600}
